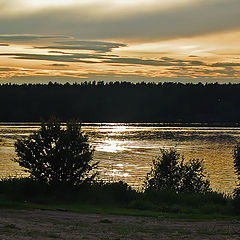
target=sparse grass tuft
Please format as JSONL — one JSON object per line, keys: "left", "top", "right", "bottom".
{"left": 99, "top": 219, "right": 113, "bottom": 224}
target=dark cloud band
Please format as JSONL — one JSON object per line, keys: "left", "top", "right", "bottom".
{"left": 0, "top": 34, "right": 68, "bottom": 42}
{"left": 0, "top": 0, "right": 239, "bottom": 41}
{"left": 0, "top": 52, "right": 206, "bottom": 67}
{"left": 34, "top": 40, "right": 127, "bottom": 53}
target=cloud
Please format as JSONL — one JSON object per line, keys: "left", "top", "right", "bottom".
{"left": 2, "top": 51, "right": 239, "bottom": 70}
{"left": 0, "top": 53, "right": 105, "bottom": 63}
{"left": 0, "top": 52, "right": 208, "bottom": 67}
{"left": 35, "top": 40, "right": 127, "bottom": 53}
{"left": 0, "top": 0, "right": 239, "bottom": 41}
{"left": 191, "top": 61, "right": 206, "bottom": 65}
{"left": 0, "top": 67, "right": 17, "bottom": 71}
{"left": 166, "top": 65, "right": 240, "bottom": 79}
{"left": 48, "top": 51, "right": 68, "bottom": 54}
{"left": 46, "top": 64, "right": 69, "bottom": 67}
{"left": 103, "top": 57, "right": 206, "bottom": 66}
{"left": 211, "top": 62, "right": 240, "bottom": 67}
{"left": 0, "top": 34, "right": 68, "bottom": 43}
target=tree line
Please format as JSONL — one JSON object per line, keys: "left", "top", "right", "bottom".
{"left": 1, "top": 81, "right": 240, "bottom": 123}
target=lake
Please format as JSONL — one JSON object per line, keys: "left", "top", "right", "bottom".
{"left": 0, "top": 123, "right": 239, "bottom": 194}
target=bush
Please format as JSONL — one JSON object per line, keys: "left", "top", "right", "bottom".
{"left": 77, "top": 181, "right": 138, "bottom": 206}
{"left": 145, "top": 148, "right": 211, "bottom": 194}
{"left": 14, "top": 119, "right": 98, "bottom": 186}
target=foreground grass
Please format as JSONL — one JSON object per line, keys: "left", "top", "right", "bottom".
{"left": 1, "top": 200, "right": 239, "bottom": 221}
{"left": 0, "top": 178, "right": 239, "bottom": 220}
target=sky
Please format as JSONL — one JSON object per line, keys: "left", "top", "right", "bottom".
{"left": 0, "top": 0, "right": 240, "bottom": 84}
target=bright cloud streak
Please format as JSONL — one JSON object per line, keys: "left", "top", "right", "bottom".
{"left": 24, "top": 0, "right": 80, "bottom": 8}
{"left": 15, "top": 0, "right": 193, "bottom": 8}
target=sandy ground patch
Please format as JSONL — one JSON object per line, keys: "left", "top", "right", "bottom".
{"left": 0, "top": 209, "right": 240, "bottom": 239}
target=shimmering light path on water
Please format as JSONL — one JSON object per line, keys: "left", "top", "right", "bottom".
{"left": 0, "top": 123, "right": 239, "bottom": 194}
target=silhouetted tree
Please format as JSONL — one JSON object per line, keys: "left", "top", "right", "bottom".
{"left": 14, "top": 119, "right": 98, "bottom": 186}
{"left": 145, "top": 148, "right": 211, "bottom": 194}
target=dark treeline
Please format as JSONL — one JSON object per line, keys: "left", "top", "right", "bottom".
{"left": 1, "top": 81, "right": 240, "bottom": 123}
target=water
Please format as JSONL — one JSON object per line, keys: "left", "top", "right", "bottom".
{"left": 0, "top": 123, "right": 239, "bottom": 194}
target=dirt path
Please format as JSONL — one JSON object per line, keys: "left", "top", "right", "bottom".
{"left": 0, "top": 209, "right": 240, "bottom": 239}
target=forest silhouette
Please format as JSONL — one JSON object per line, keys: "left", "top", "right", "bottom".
{"left": 1, "top": 81, "right": 240, "bottom": 123}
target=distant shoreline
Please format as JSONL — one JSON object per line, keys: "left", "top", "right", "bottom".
{"left": 2, "top": 82, "right": 240, "bottom": 123}
{"left": 1, "top": 122, "right": 240, "bottom": 128}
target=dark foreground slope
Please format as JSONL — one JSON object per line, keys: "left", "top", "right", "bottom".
{"left": 1, "top": 81, "right": 240, "bottom": 123}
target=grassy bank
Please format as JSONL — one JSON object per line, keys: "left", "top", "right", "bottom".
{"left": 0, "top": 178, "right": 238, "bottom": 220}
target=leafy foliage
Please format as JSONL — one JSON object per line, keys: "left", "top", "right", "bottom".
{"left": 14, "top": 119, "right": 97, "bottom": 186}
{"left": 145, "top": 148, "right": 211, "bottom": 194}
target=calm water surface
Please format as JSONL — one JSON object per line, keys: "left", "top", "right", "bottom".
{"left": 0, "top": 123, "right": 239, "bottom": 194}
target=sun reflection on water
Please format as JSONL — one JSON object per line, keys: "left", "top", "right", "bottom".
{"left": 1, "top": 123, "right": 240, "bottom": 194}
{"left": 96, "top": 139, "right": 128, "bottom": 153}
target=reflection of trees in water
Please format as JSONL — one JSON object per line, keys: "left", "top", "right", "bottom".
{"left": 0, "top": 124, "right": 239, "bottom": 193}
{"left": 1, "top": 124, "right": 240, "bottom": 147}
{"left": 86, "top": 129, "right": 238, "bottom": 142}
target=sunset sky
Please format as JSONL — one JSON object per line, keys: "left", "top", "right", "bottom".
{"left": 0, "top": 0, "right": 240, "bottom": 84}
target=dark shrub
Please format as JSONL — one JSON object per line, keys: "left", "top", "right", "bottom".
{"left": 89, "top": 181, "right": 138, "bottom": 206}
{"left": 14, "top": 119, "right": 97, "bottom": 186}
{"left": 145, "top": 148, "right": 211, "bottom": 194}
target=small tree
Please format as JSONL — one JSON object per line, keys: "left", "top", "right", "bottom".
{"left": 145, "top": 148, "right": 211, "bottom": 194}
{"left": 14, "top": 119, "right": 98, "bottom": 186}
